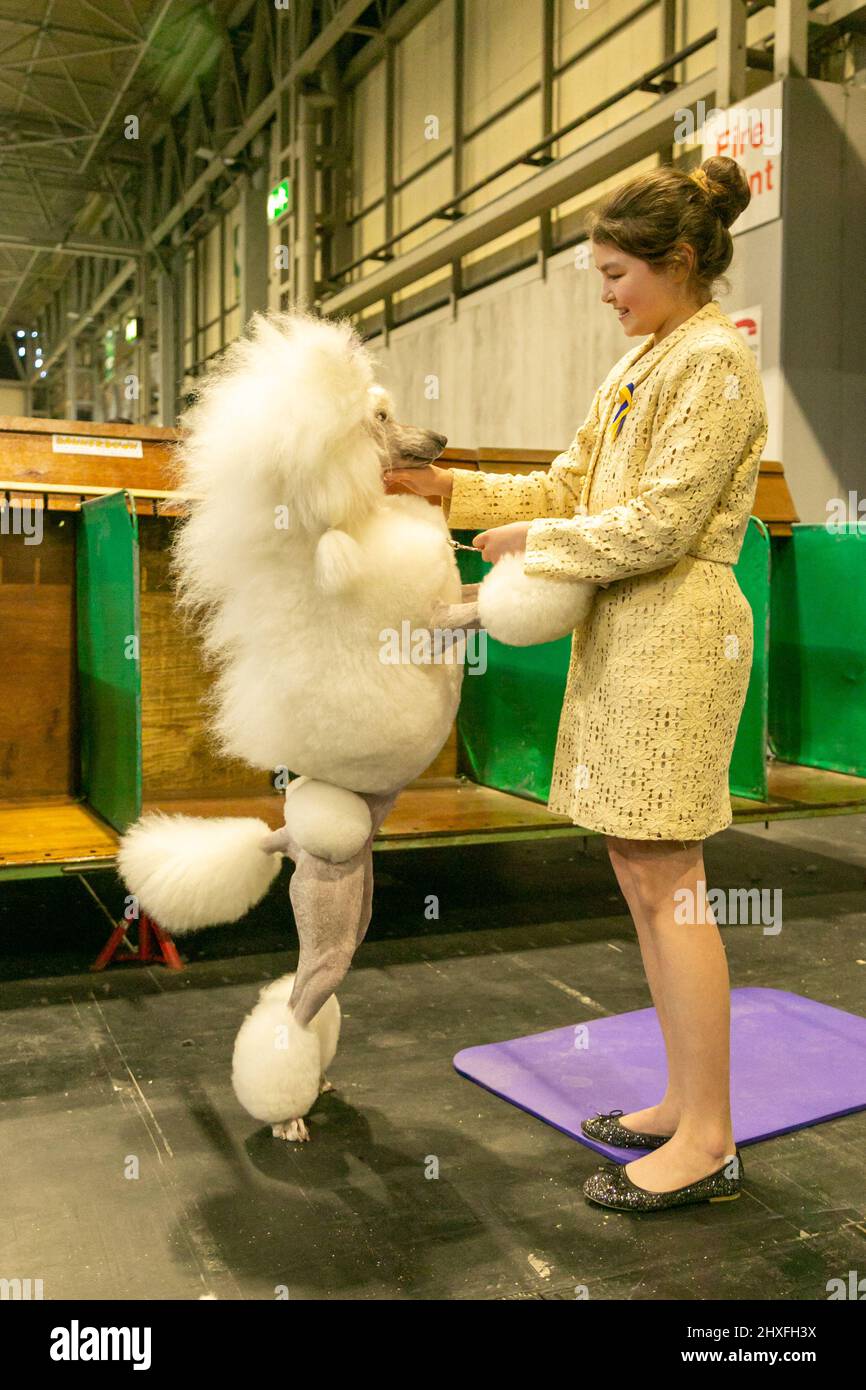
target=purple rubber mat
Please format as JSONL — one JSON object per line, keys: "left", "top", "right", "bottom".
{"left": 453, "top": 987, "right": 866, "bottom": 1161}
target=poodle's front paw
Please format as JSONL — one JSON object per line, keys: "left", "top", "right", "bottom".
{"left": 319, "top": 1075, "right": 334, "bottom": 1094}
{"left": 271, "top": 1117, "right": 310, "bottom": 1142}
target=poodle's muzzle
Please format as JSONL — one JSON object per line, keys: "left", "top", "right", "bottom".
{"left": 379, "top": 420, "right": 448, "bottom": 470}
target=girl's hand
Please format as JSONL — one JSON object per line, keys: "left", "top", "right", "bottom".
{"left": 472, "top": 521, "right": 532, "bottom": 564}
{"left": 383, "top": 463, "right": 453, "bottom": 498}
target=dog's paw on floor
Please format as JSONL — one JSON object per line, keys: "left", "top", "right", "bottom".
{"left": 271, "top": 1118, "right": 311, "bottom": 1142}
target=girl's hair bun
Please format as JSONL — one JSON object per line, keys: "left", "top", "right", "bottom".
{"left": 690, "top": 156, "right": 751, "bottom": 230}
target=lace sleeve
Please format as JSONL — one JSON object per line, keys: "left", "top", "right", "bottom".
{"left": 442, "top": 385, "right": 603, "bottom": 531}
{"left": 522, "top": 345, "right": 765, "bottom": 584}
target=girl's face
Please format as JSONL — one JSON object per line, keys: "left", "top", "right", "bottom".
{"left": 591, "top": 240, "right": 704, "bottom": 341}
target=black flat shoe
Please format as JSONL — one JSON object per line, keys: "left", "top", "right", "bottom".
{"left": 583, "top": 1149, "right": 744, "bottom": 1211}
{"left": 581, "top": 1108, "right": 674, "bottom": 1150}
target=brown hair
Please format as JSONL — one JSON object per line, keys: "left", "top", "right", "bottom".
{"left": 585, "top": 156, "right": 752, "bottom": 297}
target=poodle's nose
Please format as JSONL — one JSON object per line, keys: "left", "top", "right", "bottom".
{"left": 431, "top": 432, "right": 447, "bottom": 449}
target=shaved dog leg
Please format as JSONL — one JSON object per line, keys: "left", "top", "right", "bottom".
{"left": 288, "top": 851, "right": 366, "bottom": 1027}
{"left": 354, "top": 788, "right": 401, "bottom": 949}
{"left": 288, "top": 787, "right": 401, "bottom": 1027}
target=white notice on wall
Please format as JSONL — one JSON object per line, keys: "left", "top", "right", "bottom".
{"left": 728, "top": 305, "right": 762, "bottom": 369}
{"left": 51, "top": 433, "right": 144, "bottom": 459}
{"left": 701, "top": 101, "right": 782, "bottom": 235}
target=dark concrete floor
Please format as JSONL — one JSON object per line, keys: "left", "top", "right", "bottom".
{"left": 1, "top": 812, "right": 864, "bottom": 1301}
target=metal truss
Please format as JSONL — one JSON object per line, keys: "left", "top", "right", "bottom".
{"left": 16, "top": 0, "right": 412, "bottom": 398}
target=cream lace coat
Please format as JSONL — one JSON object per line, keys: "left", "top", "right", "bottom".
{"left": 444, "top": 299, "right": 770, "bottom": 840}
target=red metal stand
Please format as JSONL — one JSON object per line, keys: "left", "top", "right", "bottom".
{"left": 91, "top": 912, "right": 184, "bottom": 971}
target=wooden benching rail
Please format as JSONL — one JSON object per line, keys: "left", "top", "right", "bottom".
{"left": 0, "top": 479, "right": 198, "bottom": 516}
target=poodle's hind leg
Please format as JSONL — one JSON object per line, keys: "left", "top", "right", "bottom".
{"left": 288, "top": 847, "right": 368, "bottom": 1028}
{"left": 257, "top": 850, "right": 366, "bottom": 1140}
{"left": 288, "top": 786, "right": 400, "bottom": 1022}
{"left": 353, "top": 788, "right": 401, "bottom": 950}
{"left": 284, "top": 788, "right": 401, "bottom": 1114}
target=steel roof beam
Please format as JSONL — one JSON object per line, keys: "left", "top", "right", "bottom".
{"left": 143, "top": 0, "right": 373, "bottom": 250}
{"left": 80, "top": 0, "right": 176, "bottom": 173}
{"left": 0, "top": 233, "right": 141, "bottom": 258}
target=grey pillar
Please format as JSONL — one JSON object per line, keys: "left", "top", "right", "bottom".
{"left": 716, "top": 0, "right": 748, "bottom": 108}
{"left": 137, "top": 260, "right": 150, "bottom": 424}
{"left": 774, "top": 0, "right": 809, "bottom": 80}
{"left": 90, "top": 332, "right": 104, "bottom": 422}
{"left": 157, "top": 258, "right": 178, "bottom": 426}
{"left": 64, "top": 339, "right": 78, "bottom": 421}
{"left": 297, "top": 94, "right": 318, "bottom": 310}
{"left": 238, "top": 129, "right": 271, "bottom": 330}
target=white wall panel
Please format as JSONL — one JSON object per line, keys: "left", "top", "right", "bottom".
{"left": 395, "top": 2, "right": 454, "bottom": 182}
{"left": 463, "top": 0, "right": 542, "bottom": 131}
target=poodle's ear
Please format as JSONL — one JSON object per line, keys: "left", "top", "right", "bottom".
{"left": 314, "top": 527, "right": 365, "bottom": 594}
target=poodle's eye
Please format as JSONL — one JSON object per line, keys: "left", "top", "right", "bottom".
{"left": 375, "top": 409, "right": 388, "bottom": 421}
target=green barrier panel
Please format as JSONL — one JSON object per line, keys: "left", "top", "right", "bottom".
{"left": 456, "top": 535, "right": 569, "bottom": 800}
{"left": 769, "top": 523, "right": 866, "bottom": 777}
{"left": 729, "top": 518, "right": 770, "bottom": 800}
{"left": 455, "top": 536, "right": 583, "bottom": 802}
{"left": 76, "top": 490, "right": 142, "bottom": 832}
{"left": 455, "top": 519, "right": 770, "bottom": 805}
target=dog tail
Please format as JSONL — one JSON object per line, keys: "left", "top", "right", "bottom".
{"left": 116, "top": 813, "right": 283, "bottom": 936}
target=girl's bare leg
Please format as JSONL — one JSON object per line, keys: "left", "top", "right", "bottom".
{"left": 602, "top": 835, "right": 737, "bottom": 1191}
{"left": 605, "top": 835, "right": 684, "bottom": 1135}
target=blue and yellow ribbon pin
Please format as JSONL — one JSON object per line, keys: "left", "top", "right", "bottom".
{"left": 609, "top": 382, "right": 635, "bottom": 441}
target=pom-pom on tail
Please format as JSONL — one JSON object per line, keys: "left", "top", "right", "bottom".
{"left": 116, "top": 813, "right": 282, "bottom": 935}
{"left": 314, "top": 526, "right": 364, "bottom": 594}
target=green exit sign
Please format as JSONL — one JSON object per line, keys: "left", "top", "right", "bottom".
{"left": 267, "top": 178, "right": 292, "bottom": 223}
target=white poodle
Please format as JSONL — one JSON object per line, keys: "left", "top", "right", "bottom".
{"left": 117, "top": 308, "right": 593, "bottom": 1140}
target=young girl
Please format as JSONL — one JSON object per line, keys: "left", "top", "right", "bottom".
{"left": 385, "top": 155, "right": 769, "bottom": 1212}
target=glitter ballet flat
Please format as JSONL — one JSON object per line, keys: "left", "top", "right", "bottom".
{"left": 582, "top": 1149, "right": 744, "bottom": 1212}
{"left": 581, "top": 1108, "right": 674, "bottom": 1149}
